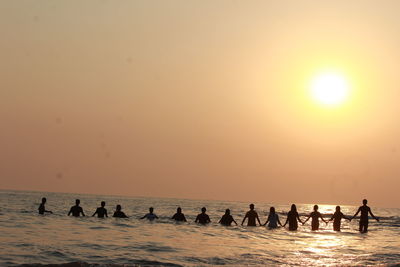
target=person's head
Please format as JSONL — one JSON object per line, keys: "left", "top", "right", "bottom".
{"left": 313, "top": 205, "right": 318, "bottom": 211}
{"left": 201, "top": 207, "right": 206, "bottom": 213}
{"left": 41, "top": 197, "right": 47, "bottom": 204}
{"left": 149, "top": 207, "right": 154, "bottom": 213}
{"left": 101, "top": 201, "right": 106, "bottom": 207}
{"left": 75, "top": 199, "right": 80, "bottom": 205}
{"left": 250, "top": 204, "right": 255, "bottom": 210}
{"left": 291, "top": 204, "right": 297, "bottom": 212}
{"left": 336, "top": 206, "right": 341, "bottom": 212}
{"left": 270, "top": 207, "right": 275, "bottom": 214}
{"left": 225, "top": 209, "right": 230, "bottom": 215}
{"left": 116, "top": 204, "right": 122, "bottom": 211}
{"left": 363, "top": 199, "right": 368, "bottom": 205}
{"left": 177, "top": 207, "right": 182, "bottom": 213}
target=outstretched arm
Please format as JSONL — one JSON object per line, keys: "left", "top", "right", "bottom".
{"left": 351, "top": 207, "right": 361, "bottom": 221}
{"left": 283, "top": 216, "right": 289, "bottom": 227}
{"left": 320, "top": 214, "right": 328, "bottom": 224}
{"left": 263, "top": 215, "right": 270, "bottom": 226}
{"left": 277, "top": 216, "right": 283, "bottom": 226}
{"left": 302, "top": 215, "right": 310, "bottom": 225}
{"left": 257, "top": 215, "right": 262, "bottom": 226}
{"left": 369, "top": 209, "right": 379, "bottom": 222}
{"left": 241, "top": 215, "right": 247, "bottom": 226}
{"left": 233, "top": 219, "right": 238, "bottom": 225}
{"left": 92, "top": 211, "right": 97, "bottom": 217}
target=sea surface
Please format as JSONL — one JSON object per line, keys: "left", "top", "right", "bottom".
{"left": 0, "top": 190, "right": 399, "bottom": 266}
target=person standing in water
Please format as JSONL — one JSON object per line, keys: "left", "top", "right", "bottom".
{"left": 38, "top": 197, "right": 53, "bottom": 215}
{"left": 263, "top": 207, "right": 282, "bottom": 228}
{"left": 195, "top": 207, "right": 211, "bottom": 224}
{"left": 171, "top": 207, "right": 187, "bottom": 222}
{"left": 241, "top": 204, "right": 262, "bottom": 226}
{"left": 141, "top": 207, "right": 159, "bottom": 221}
{"left": 350, "top": 199, "right": 379, "bottom": 233}
{"left": 329, "top": 206, "right": 350, "bottom": 231}
{"left": 92, "top": 201, "right": 108, "bottom": 218}
{"left": 283, "top": 204, "right": 303, "bottom": 231}
{"left": 113, "top": 204, "right": 128, "bottom": 218}
{"left": 303, "top": 205, "right": 328, "bottom": 230}
{"left": 68, "top": 199, "right": 85, "bottom": 217}
{"left": 219, "top": 209, "right": 238, "bottom": 226}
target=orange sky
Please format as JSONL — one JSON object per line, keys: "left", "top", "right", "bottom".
{"left": 1, "top": 0, "right": 399, "bottom": 207}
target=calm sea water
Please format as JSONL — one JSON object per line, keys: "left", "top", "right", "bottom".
{"left": 0, "top": 190, "right": 399, "bottom": 267}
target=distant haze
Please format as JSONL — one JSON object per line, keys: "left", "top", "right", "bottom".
{"left": 1, "top": 0, "right": 399, "bottom": 208}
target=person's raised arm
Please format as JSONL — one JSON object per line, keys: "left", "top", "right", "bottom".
{"left": 369, "top": 209, "right": 379, "bottom": 222}
{"left": 351, "top": 207, "right": 361, "bottom": 221}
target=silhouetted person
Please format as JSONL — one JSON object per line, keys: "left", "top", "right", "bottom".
{"left": 219, "top": 209, "right": 237, "bottom": 226}
{"left": 68, "top": 199, "right": 85, "bottom": 217}
{"left": 141, "top": 207, "right": 159, "bottom": 221}
{"left": 92, "top": 201, "right": 108, "bottom": 218}
{"left": 113, "top": 204, "right": 128, "bottom": 218}
{"left": 195, "top": 207, "right": 211, "bottom": 224}
{"left": 172, "top": 207, "right": 187, "bottom": 222}
{"left": 329, "top": 206, "right": 350, "bottom": 231}
{"left": 263, "top": 207, "right": 282, "bottom": 228}
{"left": 38, "top": 197, "right": 52, "bottom": 215}
{"left": 241, "top": 204, "right": 262, "bottom": 226}
{"left": 351, "top": 199, "right": 379, "bottom": 233}
{"left": 283, "top": 204, "right": 303, "bottom": 231}
{"left": 303, "top": 205, "right": 328, "bottom": 230}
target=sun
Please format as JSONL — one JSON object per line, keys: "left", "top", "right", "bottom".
{"left": 310, "top": 72, "right": 350, "bottom": 106}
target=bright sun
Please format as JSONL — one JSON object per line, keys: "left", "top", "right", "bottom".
{"left": 310, "top": 72, "right": 350, "bottom": 106}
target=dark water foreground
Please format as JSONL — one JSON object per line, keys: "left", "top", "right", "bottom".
{"left": 1, "top": 190, "right": 399, "bottom": 266}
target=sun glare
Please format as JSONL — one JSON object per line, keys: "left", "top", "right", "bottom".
{"left": 310, "top": 72, "right": 350, "bottom": 106}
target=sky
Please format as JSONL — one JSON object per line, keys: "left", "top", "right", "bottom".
{"left": 1, "top": 0, "right": 400, "bottom": 208}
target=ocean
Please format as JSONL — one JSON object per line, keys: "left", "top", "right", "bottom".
{"left": 0, "top": 190, "right": 399, "bottom": 266}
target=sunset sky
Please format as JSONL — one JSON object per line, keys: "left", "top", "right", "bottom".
{"left": 1, "top": 0, "right": 399, "bottom": 208}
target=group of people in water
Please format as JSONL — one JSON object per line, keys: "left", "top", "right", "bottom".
{"left": 38, "top": 198, "right": 379, "bottom": 233}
